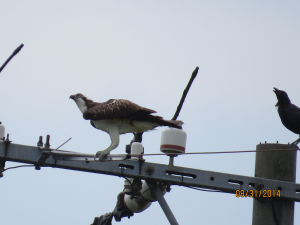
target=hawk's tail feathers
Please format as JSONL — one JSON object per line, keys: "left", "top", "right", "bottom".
{"left": 164, "top": 120, "right": 184, "bottom": 129}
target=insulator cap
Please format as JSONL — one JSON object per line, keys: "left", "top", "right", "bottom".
{"left": 160, "top": 127, "right": 187, "bottom": 154}
{"left": 131, "top": 142, "right": 143, "bottom": 160}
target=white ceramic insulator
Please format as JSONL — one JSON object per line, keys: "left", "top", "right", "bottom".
{"left": 0, "top": 124, "right": 5, "bottom": 141}
{"left": 131, "top": 142, "right": 143, "bottom": 160}
{"left": 140, "top": 181, "right": 166, "bottom": 202}
{"left": 160, "top": 127, "right": 187, "bottom": 154}
{"left": 124, "top": 194, "right": 152, "bottom": 213}
{"left": 124, "top": 180, "right": 166, "bottom": 213}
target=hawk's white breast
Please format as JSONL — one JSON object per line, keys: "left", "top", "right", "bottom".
{"left": 92, "top": 119, "right": 159, "bottom": 134}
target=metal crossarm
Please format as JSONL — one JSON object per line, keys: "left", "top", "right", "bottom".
{"left": 1, "top": 142, "right": 300, "bottom": 202}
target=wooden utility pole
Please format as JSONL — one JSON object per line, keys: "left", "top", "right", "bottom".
{"left": 252, "top": 143, "right": 297, "bottom": 225}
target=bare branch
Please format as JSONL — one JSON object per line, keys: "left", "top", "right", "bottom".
{"left": 172, "top": 66, "right": 199, "bottom": 121}
{"left": 0, "top": 43, "right": 24, "bottom": 73}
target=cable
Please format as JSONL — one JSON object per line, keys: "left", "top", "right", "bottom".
{"left": 254, "top": 198, "right": 279, "bottom": 225}
{"left": 271, "top": 201, "right": 280, "bottom": 225}
{"left": 134, "top": 147, "right": 299, "bottom": 157}
{"left": 3, "top": 165, "right": 35, "bottom": 171}
{"left": 187, "top": 186, "right": 223, "bottom": 193}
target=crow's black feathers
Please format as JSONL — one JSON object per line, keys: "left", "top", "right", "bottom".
{"left": 274, "top": 88, "right": 300, "bottom": 144}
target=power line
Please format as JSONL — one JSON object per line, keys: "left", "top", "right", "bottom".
{"left": 186, "top": 186, "right": 223, "bottom": 193}
{"left": 126, "top": 147, "right": 299, "bottom": 157}
{"left": 3, "top": 165, "right": 34, "bottom": 171}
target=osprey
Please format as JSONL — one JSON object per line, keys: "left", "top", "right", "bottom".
{"left": 70, "top": 93, "right": 183, "bottom": 160}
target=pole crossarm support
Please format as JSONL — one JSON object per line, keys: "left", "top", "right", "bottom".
{"left": 1, "top": 142, "right": 300, "bottom": 202}
{"left": 146, "top": 180, "right": 179, "bottom": 225}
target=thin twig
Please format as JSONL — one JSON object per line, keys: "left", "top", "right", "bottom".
{"left": 0, "top": 44, "right": 24, "bottom": 73}
{"left": 172, "top": 67, "right": 199, "bottom": 120}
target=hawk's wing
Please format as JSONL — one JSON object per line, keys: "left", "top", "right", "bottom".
{"left": 83, "top": 99, "right": 156, "bottom": 120}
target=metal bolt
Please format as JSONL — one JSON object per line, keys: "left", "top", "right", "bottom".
{"left": 255, "top": 183, "right": 264, "bottom": 190}
{"left": 145, "top": 165, "right": 154, "bottom": 175}
{"left": 37, "top": 136, "right": 43, "bottom": 147}
{"left": 35, "top": 166, "right": 41, "bottom": 170}
{"left": 45, "top": 135, "right": 50, "bottom": 148}
{"left": 166, "top": 184, "right": 171, "bottom": 192}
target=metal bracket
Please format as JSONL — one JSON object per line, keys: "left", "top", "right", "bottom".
{"left": 0, "top": 134, "right": 12, "bottom": 177}
{"left": 3, "top": 134, "right": 12, "bottom": 156}
{"left": 35, "top": 150, "right": 51, "bottom": 170}
{"left": 0, "top": 157, "right": 5, "bottom": 177}
{"left": 146, "top": 180, "right": 179, "bottom": 225}
{"left": 1, "top": 142, "right": 300, "bottom": 202}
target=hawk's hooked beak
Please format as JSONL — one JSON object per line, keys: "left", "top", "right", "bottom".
{"left": 70, "top": 95, "right": 75, "bottom": 100}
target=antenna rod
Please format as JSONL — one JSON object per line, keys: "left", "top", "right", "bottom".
{"left": 0, "top": 44, "right": 24, "bottom": 73}
{"left": 172, "top": 66, "right": 199, "bottom": 120}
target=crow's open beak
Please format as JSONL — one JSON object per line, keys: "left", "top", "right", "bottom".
{"left": 273, "top": 88, "right": 279, "bottom": 106}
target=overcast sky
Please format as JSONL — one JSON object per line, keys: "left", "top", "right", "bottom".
{"left": 1, "top": 1, "right": 300, "bottom": 224}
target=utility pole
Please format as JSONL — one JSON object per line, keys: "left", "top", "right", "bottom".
{"left": 252, "top": 143, "right": 297, "bottom": 225}
{"left": 0, "top": 139, "right": 299, "bottom": 224}
{"left": 1, "top": 61, "right": 299, "bottom": 223}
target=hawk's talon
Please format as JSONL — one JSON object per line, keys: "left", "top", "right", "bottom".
{"left": 96, "top": 151, "right": 108, "bottom": 161}
{"left": 291, "top": 138, "right": 300, "bottom": 146}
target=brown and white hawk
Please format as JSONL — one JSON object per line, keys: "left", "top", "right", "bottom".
{"left": 70, "top": 93, "right": 183, "bottom": 160}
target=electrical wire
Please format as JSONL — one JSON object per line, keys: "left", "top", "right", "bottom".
{"left": 134, "top": 147, "right": 299, "bottom": 157}
{"left": 187, "top": 186, "right": 223, "bottom": 193}
{"left": 271, "top": 201, "right": 280, "bottom": 225}
{"left": 254, "top": 197, "right": 279, "bottom": 225}
{"left": 3, "top": 165, "right": 35, "bottom": 171}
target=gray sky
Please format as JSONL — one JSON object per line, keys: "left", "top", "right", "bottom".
{"left": 1, "top": 1, "right": 300, "bottom": 224}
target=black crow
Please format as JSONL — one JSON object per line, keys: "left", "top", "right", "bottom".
{"left": 273, "top": 87, "right": 300, "bottom": 145}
